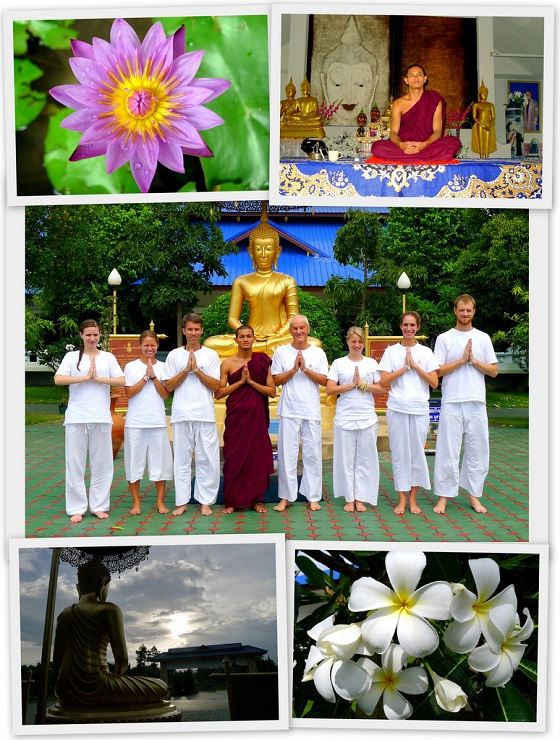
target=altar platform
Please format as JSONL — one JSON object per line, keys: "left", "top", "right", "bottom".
{"left": 277, "top": 157, "right": 542, "bottom": 200}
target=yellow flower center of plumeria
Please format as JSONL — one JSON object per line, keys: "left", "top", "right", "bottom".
{"left": 100, "top": 56, "right": 182, "bottom": 143}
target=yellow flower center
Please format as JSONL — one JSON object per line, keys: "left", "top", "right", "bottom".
{"left": 99, "top": 56, "right": 181, "bottom": 143}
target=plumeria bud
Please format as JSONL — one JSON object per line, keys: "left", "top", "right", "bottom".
{"left": 426, "top": 666, "right": 468, "bottom": 713}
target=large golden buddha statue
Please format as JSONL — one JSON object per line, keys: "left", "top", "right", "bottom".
{"left": 280, "top": 74, "right": 325, "bottom": 140}
{"left": 204, "top": 215, "right": 320, "bottom": 358}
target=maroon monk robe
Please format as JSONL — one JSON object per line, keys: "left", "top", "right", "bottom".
{"left": 223, "top": 352, "right": 274, "bottom": 509}
{"left": 367, "top": 89, "right": 461, "bottom": 164}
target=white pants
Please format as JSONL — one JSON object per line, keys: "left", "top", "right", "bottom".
{"left": 333, "top": 423, "right": 379, "bottom": 504}
{"left": 172, "top": 421, "right": 219, "bottom": 506}
{"left": 387, "top": 409, "right": 431, "bottom": 492}
{"left": 433, "top": 401, "right": 489, "bottom": 499}
{"left": 65, "top": 423, "right": 113, "bottom": 515}
{"left": 277, "top": 417, "right": 322, "bottom": 502}
{"left": 124, "top": 427, "right": 173, "bottom": 483}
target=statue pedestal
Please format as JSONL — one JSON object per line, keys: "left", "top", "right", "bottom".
{"left": 45, "top": 701, "right": 182, "bottom": 723}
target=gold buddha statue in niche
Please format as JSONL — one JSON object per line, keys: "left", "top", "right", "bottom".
{"left": 204, "top": 218, "right": 321, "bottom": 358}
{"left": 280, "top": 75, "right": 325, "bottom": 140}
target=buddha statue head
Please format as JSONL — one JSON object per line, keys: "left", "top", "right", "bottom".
{"left": 285, "top": 78, "right": 296, "bottom": 99}
{"left": 300, "top": 75, "right": 312, "bottom": 97}
{"left": 247, "top": 219, "right": 282, "bottom": 271}
{"left": 321, "top": 15, "right": 379, "bottom": 126}
{"left": 478, "top": 80, "right": 489, "bottom": 101}
{"left": 77, "top": 558, "right": 111, "bottom": 598}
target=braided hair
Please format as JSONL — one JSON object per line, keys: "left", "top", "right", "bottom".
{"left": 77, "top": 559, "right": 111, "bottom": 595}
{"left": 77, "top": 319, "right": 101, "bottom": 370}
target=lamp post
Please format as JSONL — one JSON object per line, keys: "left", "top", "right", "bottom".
{"left": 108, "top": 268, "right": 122, "bottom": 335}
{"left": 397, "top": 272, "right": 411, "bottom": 314}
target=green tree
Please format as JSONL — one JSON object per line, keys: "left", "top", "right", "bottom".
{"left": 324, "top": 209, "right": 388, "bottom": 329}
{"left": 131, "top": 202, "right": 236, "bottom": 345}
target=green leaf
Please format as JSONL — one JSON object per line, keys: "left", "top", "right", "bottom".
{"left": 295, "top": 554, "right": 330, "bottom": 590}
{"left": 155, "top": 15, "right": 270, "bottom": 191}
{"left": 480, "top": 681, "right": 536, "bottom": 722}
{"left": 14, "top": 58, "right": 46, "bottom": 129}
{"left": 517, "top": 658, "right": 538, "bottom": 683}
{"left": 44, "top": 109, "right": 139, "bottom": 194}
{"left": 28, "top": 19, "right": 78, "bottom": 51}
{"left": 13, "top": 21, "right": 30, "bottom": 56}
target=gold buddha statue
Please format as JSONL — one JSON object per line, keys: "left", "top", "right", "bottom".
{"left": 471, "top": 81, "right": 496, "bottom": 159}
{"left": 204, "top": 215, "right": 320, "bottom": 358}
{"left": 280, "top": 74, "right": 325, "bottom": 140}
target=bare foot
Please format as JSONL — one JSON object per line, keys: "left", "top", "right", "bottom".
{"left": 409, "top": 489, "right": 422, "bottom": 514}
{"left": 433, "top": 497, "right": 448, "bottom": 515}
{"left": 470, "top": 495, "right": 488, "bottom": 513}
{"left": 158, "top": 505, "right": 169, "bottom": 514}
{"left": 201, "top": 504, "right": 212, "bottom": 516}
{"left": 70, "top": 513, "right": 83, "bottom": 524}
{"left": 343, "top": 501, "right": 355, "bottom": 512}
{"left": 130, "top": 505, "right": 141, "bottom": 515}
{"left": 224, "top": 506, "right": 236, "bottom": 514}
{"left": 355, "top": 501, "right": 367, "bottom": 512}
{"left": 93, "top": 511, "right": 109, "bottom": 519}
{"left": 410, "top": 503, "right": 422, "bottom": 514}
{"left": 394, "top": 503, "right": 406, "bottom": 515}
{"left": 252, "top": 503, "right": 267, "bottom": 513}
{"left": 308, "top": 501, "right": 322, "bottom": 511}
{"left": 274, "top": 499, "right": 290, "bottom": 512}
{"left": 172, "top": 505, "right": 188, "bottom": 516}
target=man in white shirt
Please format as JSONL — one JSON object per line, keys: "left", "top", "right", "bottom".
{"left": 162, "top": 313, "right": 220, "bottom": 516}
{"left": 271, "top": 315, "right": 328, "bottom": 511}
{"left": 433, "top": 295, "right": 498, "bottom": 514}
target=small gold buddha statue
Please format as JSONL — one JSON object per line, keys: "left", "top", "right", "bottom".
{"left": 279, "top": 75, "right": 325, "bottom": 140}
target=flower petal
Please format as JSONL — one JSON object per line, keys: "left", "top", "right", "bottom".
{"left": 70, "top": 38, "right": 96, "bottom": 60}
{"left": 316, "top": 623, "right": 364, "bottom": 662}
{"left": 110, "top": 18, "right": 141, "bottom": 51}
{"left": 450, "top": 586, "right": 478, "bottom": 622}
{"left": 393, "top": 666, "right": 429, "bottom": 696}
{"left": 171, "top": 51, "right": 205, "bottom": 87}
{"left": 331, "top": 659, "right": 372, "bottom": 700}
{"left": 386, "top": 550, "right": 426, "bottom": 601}
{"left": 312, "top": 658, "right": 336, "bottom": 703}
{"left": 443, "top": 616, "right": 481, "bottom": 654}
{"left": 183, "top": 105, "right": 225, "bottom": 131}
{"left": 381, "top": 643, "right": 407, "bottom": 674}
{"left": 70, "top": 140, "right": 108, "bottom": 161}
{"left": 468, "top": 643, "right": 500, "bottom": 672}
{"left": 129, "top": 150, "right": 155, "bottom": 193}
{"left": 397, "top": 611, "right": 440, "bottom": 657}
{"left": 348, "top": 577, "right": 395, "bottom": 612}
{"left": 485, "top": 653, "right": 515, "bottom": 688}
{"left": 188, "top": 76, "right": 232, "bottom": 103}
{"left": 470, "top": 557, "right": 500, "bottom": 602}
{"left": 383, "top": 686, "right": 413, "bottom": 720}
{"left": 106, "top": 136, "right": 133, "bottom": 173}
{"left": 307, "top": 615, "right": 334, "bottom": 643}
{"left": 356, "top": 682, "right": 385, "bottom": 715}
{"left": 157, "top": 138, "right": 185, "bottom": 173}
{"left": 410, "top": 581, "right": 453, "bottom": 620}
{"left": 360, "top": 607, "right": 401, "bottom": 654}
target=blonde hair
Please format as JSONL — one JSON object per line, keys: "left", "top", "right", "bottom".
{"left": 346, "top": 326, "right": 364, "bottom": 341}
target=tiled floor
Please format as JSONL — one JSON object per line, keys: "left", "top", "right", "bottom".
{"left": 26, "top": 422, "right": 528, "bottom": 542}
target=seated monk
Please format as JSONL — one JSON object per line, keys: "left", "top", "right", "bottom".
{"left": 52, "top": 559, "right": 169, "bottom": 708}
{"left": 204, "top": 219, "right": 321, "bottom": 358}
{"left": 367, "top": 64, "right": 461, "bottom": 164}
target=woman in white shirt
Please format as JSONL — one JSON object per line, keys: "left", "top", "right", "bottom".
{"left": 326, "top": 326, "right": 384, "bottom": 512}
{"left": 379, "top": 312, "right": 439, "bottom": 515}
{"left": 124, "top": 330, "right": 173, "bottom": 515}
{"left": 55, "top": 319, "right": 125, "bottom": 523}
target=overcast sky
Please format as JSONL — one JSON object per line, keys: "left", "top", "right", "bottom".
{"left": 16, "top": 541, "right": 279, "bottom": 666}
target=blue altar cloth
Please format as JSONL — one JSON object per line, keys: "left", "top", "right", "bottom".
{"left": 278, "top": 158, "right": 542, "bottom": 200}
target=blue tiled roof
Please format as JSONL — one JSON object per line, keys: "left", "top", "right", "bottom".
{"left": 150, "top": 643, "right": 267, "bottom": 661}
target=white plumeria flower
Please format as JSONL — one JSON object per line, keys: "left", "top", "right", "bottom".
{"left": 302, "top": 615, "right": 372, "bottom": 703}
{"left": 426, "top": 666, "right": 468, "bottom": 713}
{"left": 467, "top": 605, "right": 534, "bottom": 688}
{"left": 356, "top": 644, "right": 429, "bottom": 720}
{"left": 443, "top": 558, "right": 517, "bottom": 654}
{"left": 348, "top": 551, "right": 453, "bottom": 657}
{"left": 65, "top": 344, "right": 75, "bottom": 351}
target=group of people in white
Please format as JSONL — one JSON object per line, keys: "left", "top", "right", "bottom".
{"left": 55, "top": 294, "right": 497, "bottom": 523}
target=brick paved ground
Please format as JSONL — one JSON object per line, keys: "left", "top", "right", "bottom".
{"left": 25, "top": 421, "right": 528, "bottom": 542}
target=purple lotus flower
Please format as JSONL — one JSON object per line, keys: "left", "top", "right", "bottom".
{"left": 50, "top": 18, "right": 231, "bottom": 192}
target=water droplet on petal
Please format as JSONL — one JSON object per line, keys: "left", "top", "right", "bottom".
{"left": 134, "top": 162, "right": 142, "bottom": 170}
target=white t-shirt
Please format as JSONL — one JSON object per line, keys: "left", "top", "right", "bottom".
{"left": 271, "top": 343, "right": 328, "bottom": 421}
{"left": 378, "top": 343, "right": 439, "bottom": 414}
{"left": 161, "top": 345, "right": 220, "bottom": 423}
{"left": 124, "top": 359, "right": 167, "bottom": 428}
{"left": 327, "top": 356, "right": 380, "bottom": 428}
{"left": 56, "top": 350, "right": 124, "bottom": 425}
{"left": 434, "top": 327, "right": 498, "bottom": 404}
